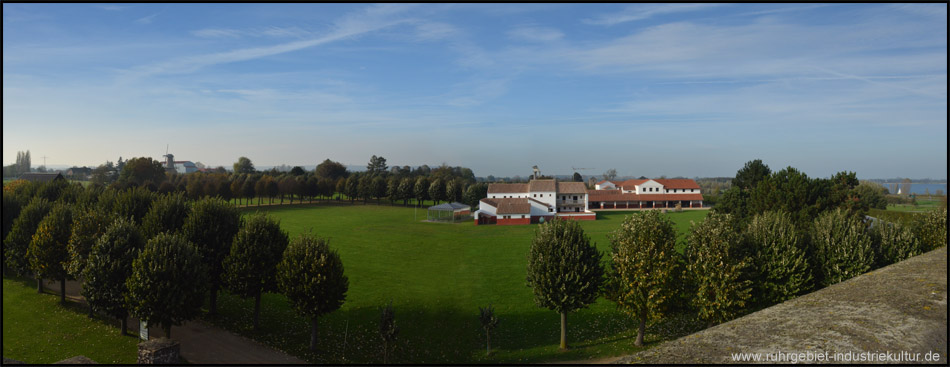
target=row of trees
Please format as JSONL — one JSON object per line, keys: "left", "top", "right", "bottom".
{"left": 525, "top": 205, "right": 946, "bottom": 350}
{"left": 3, "top": 181, "right": 349, "bottom": 348}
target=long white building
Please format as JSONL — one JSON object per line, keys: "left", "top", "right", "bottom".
{"left": 474, "top": 179, "right": 595, "bottom": 225}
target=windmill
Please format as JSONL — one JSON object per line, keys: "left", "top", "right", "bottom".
{"left": 162, "top": 144, "right": 175, "bottom": 172}
{"left": 532, "top": 165, "right": 541, "bottom": 180}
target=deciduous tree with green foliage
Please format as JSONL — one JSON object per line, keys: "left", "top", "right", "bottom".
{"left": 222, "top": 212, "right": 289, "bottom": 331}
{"left": 913, "top": 208, "right": 947, "bottom": 253}
{"left": 28, "top": 202, "right": 74, "bottom": 302}
{"left": 126, "top": 233, "right": 208, "bottom": 338}
{"left": 525, "top": 218, "right": 604, "bottom": 350}
{"left": 811, "top": 208, "right": 875, "bottom": 287}
{"left": 83, "top": 218, "right": 145, "bottom": 334}
{"left": 182, "top": 197, "right": 241, "bottom": 317}
{"left": 118, "top": 157, "right": 167, "bottom": 187}
{"left": 428, "top": 178, "right": 446, "bottom": 205}
{"left": 141, "top": 192, "right": 191, "bottom": 239}
{"left": 315, "top": 159, "right": 347, "bottom": 181}
{"left": 2, "top": 191, "right": 25, "bottom": 247}
{"left": 111, "top": 186, "right": 156, "bottom": 224}
{"left": 233, "top": 156, "right": 256, "bottom": 174}
{"left": 605, "top": 210, "right": 680, "bottom": 346}
{"left": 871, "top": 219, "right": 920, "bottom": 267}
{"left": 67, "top": 206, "right": 111, "bottom": 279}
{"left": 414, "top": 176, "right": 430, "bottom": 207}
{"left": 5, "top": 198, "right": 52, "bottom": 277}
{"left": 744, "top": 211, "right": 812, "bottom": 304}
{"left": 277, "top": 234, "right": 348, "bottom": 351}
{"left": 685, "top": 212, "right": 751, "bottom": 327}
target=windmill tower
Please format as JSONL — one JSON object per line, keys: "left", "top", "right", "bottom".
{"left": 162, "top": 145, "right": 176, "bottom": 173}
{"left": 532, "top": 165, "right": 541, "bottom": 180}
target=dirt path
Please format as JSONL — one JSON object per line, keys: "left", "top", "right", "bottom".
{"left": 44, "top": 279, "right": 306, "bottom": 364}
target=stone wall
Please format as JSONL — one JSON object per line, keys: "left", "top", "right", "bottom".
{"left": 137, "top": 338, "right": 180, "bottom": 364}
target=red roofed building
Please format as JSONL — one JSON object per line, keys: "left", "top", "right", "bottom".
{"left": 588, "top": 178, "right": 703, "bottom": 209}
{"left": 475, "top": 179, "right": 595, "bottom": 225}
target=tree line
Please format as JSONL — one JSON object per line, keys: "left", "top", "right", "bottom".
{"left": 523, "top": 160, "right": 946, "bottom": 350}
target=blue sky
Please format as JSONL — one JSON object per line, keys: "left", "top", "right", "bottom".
{"left": 3, "top": 3, "right": 947, "bottom": 179}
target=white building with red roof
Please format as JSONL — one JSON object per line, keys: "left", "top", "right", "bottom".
{"left": 474, "top": 179, "right": 595, "bottom": 225}
{"left": 588, "top": 178, "right": 703, "bottom": 209}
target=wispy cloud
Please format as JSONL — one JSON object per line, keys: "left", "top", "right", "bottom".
{"left": 135, "top": 12, "right": 160, "bottom": 25}
{"left": 122, "top": 4, "right": 416, "bottom": 80}
{"left": 192, "top": 28, "right": 243, "bottom": 38}
{"left": 584, "top": 4, "right": 723, "bottom": 26}
{"left": 507, "top": 26, "right": 563, "bottom": 42}
{"left": 97, "top": 5, "right": 128, "bottom": 11}
{"left": 447, "top": 78, "right": 509, "bottom": 107}
{"left": 191, "top": 26, "right": 313, "bottom": 39}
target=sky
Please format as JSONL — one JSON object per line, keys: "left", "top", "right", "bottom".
{"left": 3, "top": 3, "right": 947, "bottom": 179}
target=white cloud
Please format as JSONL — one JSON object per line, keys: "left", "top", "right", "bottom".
{"left": 412, "top": 21, "right": 458, "bottom": 41}
{"left": 584, "top": 4, "right": 723, "bottom": 26}
{"left": 507, "top": 26, "right": 563, "bottom": 42}
{"left": 192, "top": 28, "right": 243, "bottom": 38}
{"left": 135, "top": 13, "right": 160, "bottom": 25}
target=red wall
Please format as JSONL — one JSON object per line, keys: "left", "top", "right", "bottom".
{"left": 497, "top": 217, "right": 531, "bottom": 225}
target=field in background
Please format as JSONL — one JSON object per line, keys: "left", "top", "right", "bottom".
{"left": 205, "top": 205, "right": 707, "bottom": 363}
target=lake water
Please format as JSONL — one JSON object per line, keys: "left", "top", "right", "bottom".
{"left": 876, "top": 182, "right": 947, "bottom": 195}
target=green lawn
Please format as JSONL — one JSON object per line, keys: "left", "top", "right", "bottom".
{"left": 2, "top": 277, "right": 141, "bottom": 364}
{"left": 886, "top": 198, "right": 943, "bottom": 213}
{"left": 206, "top": 205, "right": 708, "bottom": 363}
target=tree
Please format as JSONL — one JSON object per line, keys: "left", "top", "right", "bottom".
{"left": 395, "top": 177, "right": 413, "bottom": 206}
{"left": 141, "top": 192, "right": 191, "bottom": 239}
{"left": 853, "top": 181, "right": 888, "bottom": 211}
{"left": 572, "top": 172, "right": 583, "bottom": 182}
{"left": 732, "top": 159, "right": 771, "bottom": 191}
{"left": 28, "top": 202, "right": 74, "bottom": 302}
{"left": 871, "top": 219, "right": 920, "bottom": 268}
{"left": 112, "top": 186, "right": 156, "bottom": 225}
{"left": 414, "top": 176, "right": 430, "bottom": 206}
{"left": 83, "top": 218, "right": 145, "bottom": 334}
{"left": 602, "top": 169, "right": 617, "bottom": 181}
{"left": 315, "top": 159, "right": 348, "bottom": 181}
{"left": 126, "top": 233, "right": 208, "bottom": 338}
{"left": 367, "top": 155, "right": 388, "bottom": 175}
{"left": 358, "top": 175, "right": 373, "bottom": 204}
{"left": 478, "top": 304, "right": 500, "bottom": 355}
{"left": 182, "top": 197, "right": 242, "bottom": 317}
{"left": 277, "top": 234, "right": 348, "bottom": 351}
{"left": 525, "top": 218, "right": 604, "bottom": 350}
{"left": 289, "top": 166, "right": 306, "bottom": 176}
{"left": 605, "top": 211, "right": 680, "bottom": 346}
{"left": 914, "top": 208, "right": 947, "bottom": 253}
{"left": 744, "top": 211, "right": 812, "bottom": 305}
{"left": 4, "top": 198, "right": 52, "bottom": 277}
{"left": 463, "top": 183, "right": 488, "bottom": 208}
{"left": 428, "top": 178, "right": 446, "bottom": 205}
{"left": 685, "top": 212, "right": 751, "bottom": 327}
{"left": 372, "top": 176, "right": 388, "bottom": 203}
{"left": 233, "top": 157, "right": 256, "bottom": 174}
{"left": 16, "top": 150, "right": 32, "bottom": 176}
{"left": 67, "top": 206, "right": 111, "bottom": 280}
{"left": 379, "top": 300, "right": 398, "bottom": 363}
{"left": 222, "top": 212, "right": 289, "bottom": 331}
{"left": 345, "top": 176, "right": 359, "bottom": 203}
{"left": 810, "top": 208, "right": 875, "bottom": 287}
{"left": 386, "top": 176, "right": 400, "bottom": 204}
{"left": 118, "top": 157, "right": 167, "bottom": 187}
{"left": 2, "top": 191, "right": 25, "bottom": 246}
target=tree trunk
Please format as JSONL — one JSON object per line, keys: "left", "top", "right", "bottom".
{"left": 310, "top": 317, "right": 318, "bottom": 351}
{"left": 486, "top": 330, "right": 491, "bottom": 355}
{"left": 121, "top": 316, "right": 128, "bottom": 335}
{"left": 253, "top": 293, "right": 262, "bottom": 331}
{"left": 37, "top": 276, "right": 43, "bottom": 293}
{"left": 635, "top": 317, "right": 646, "bottom": 346}
{"left": 60, "top": 276, "right": 66, "bottom": 304}
{"left": 163, "top": 322, "right": 171, "bottom": 339}
{"left": 560, "top": 311, "right": 568, "bottom": 350}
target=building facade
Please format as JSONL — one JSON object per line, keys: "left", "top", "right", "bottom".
{"left": 588, "top": 178, "right": 703, "bottom": 209}
{"left": 475, "top": 179, "right": 595, "bottom": 225}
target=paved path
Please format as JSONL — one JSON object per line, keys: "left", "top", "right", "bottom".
{"left": 614, "top": 246, "right": 947, "bottom": 364}
{"left": 45, "top": 279, "right": 306, "bottom": 364}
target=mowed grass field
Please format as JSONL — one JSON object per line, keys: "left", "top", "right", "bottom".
{"left": 2, "top": 277, "right": 141, "bottom": 364}
{"left": 208, "top": 204, "right": 708, "bottom": 363}
{"left": 886, "top": 197, "right": 945, "bottom": 213}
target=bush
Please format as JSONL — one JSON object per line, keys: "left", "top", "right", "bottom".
{"left": 744, "top": 211, "right": 812, "bottom": 304}
{"left": 810, "top": 208, "right": 875, "bottom": 286}
{"left": 126, "top": 232, "right": 208, "bottom": 338}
